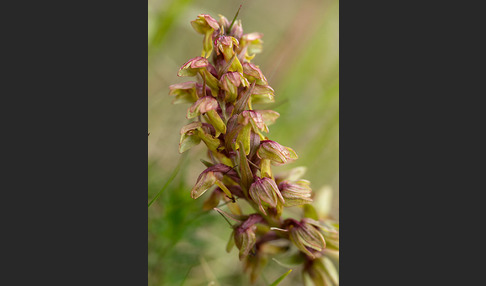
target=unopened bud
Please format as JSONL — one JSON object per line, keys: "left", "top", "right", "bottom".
{"left": 279, "top": 180, "right": 313, "bottom": 207}
{"left": 287, "top": 219, "right": 326, "bottom": 259}
{"left": 191, "top": 14, "right": 220, "bottom": 34}
{"left": 231, "top": 20, "right": 243, "bottom": 39}
{"left": 249, "top": 177, "right": 284, "bottom": 215}
{"left": 257, "top": 140, "right": 298, "bottom": 165}
{"left": 218, "top": 15, "right": 230, "bottom": 32}
{"left": 234, "top": 214, "right": 262, "bottom": 260}
{"left": 191, "top": 171, "right": 218, "bottom": 199}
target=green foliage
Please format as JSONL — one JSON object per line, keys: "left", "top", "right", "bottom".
{"left": 148, "top": 160, "right": 217, "bottom": 285}
{"left": 269, "top": 269, "right": 292, "bottom": 286}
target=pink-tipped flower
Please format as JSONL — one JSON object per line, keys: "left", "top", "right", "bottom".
{"left": 239, "top": 32, "right": 263, "bottom": 61}
{"left": 186, "top": 96, "right": 226, "bottom": 134}
{"left": 220, "top": 72, "right": 248, "bottom": 102}
{"left": 257, "top": 140, "right": 298, "bottom": 165}
{"left": 168, "top": 81, "right": 198, "bottom": 104}
{"left": 249, "top": 177, "right": 284, "bottom": 215}
{"left": 178, "top": 57, "right": 214, "bottom": 77}
{"left": 186, "top": 96, "right": 218, "bottom": 119}
{"left": 191, "top": 14, "right": 220, "bottom": 58}
{"left": 177, "top": 57, "right": 219, "bottom": 95}
{"left": 238, "top": 110, "right": 269, "bottom": 133}
{"left": 242, "top": 62, "right": 268, "bottom": 85}
{"left": 191, "top": 14, "right": 220, "bottom": 34}
{"left": 216, "top": 36, "right": 243, "bottom": 73}
{"left": 279, "top": 180, "right": 313, "bottom": 207}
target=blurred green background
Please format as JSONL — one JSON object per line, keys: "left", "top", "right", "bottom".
{"left": 148, "top": 0, "right": 338, "bottom": 285}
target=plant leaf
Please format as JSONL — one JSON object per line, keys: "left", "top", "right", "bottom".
{"left": 268, "top": 269, "right": 292, "bottom": 286}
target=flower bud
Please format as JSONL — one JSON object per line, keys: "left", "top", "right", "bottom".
{"left": 242, "top": 62, "right": 268, "bottom": 85}
{"left": 249, "top": 177, "right": 284, "bottom": 215}
{"left": 304, "top": 218, "right": 339, "bottom": 251}
{"left": 257, "top": 140, "right": 298, "bottom": 165}
{"left": 177, "top": 57, "right": 219, "bottom": 95}
{"left": 279, "top": 180, "right": 313, "bottom": 207}
{"left": 231, "top": 20, "right": 243, "bottom": 39}
{"left": 179, "top": 122, "right": 220, "bottom": 152}
{"left": 288, "top": 219, "right": 326, "bottom": 259}
{"left": 251, "top": 84, "right": 275, "bottom": 104}
{"left": 220, "top": 72, "right": 248, "bottom": 102}
{"left": 168, "top": 81, "right": 198, "bottom": 104}
{"left": 191, "top": 164, "right": 238, "bottom": 199}
{"left": 239, "top": 32, "right": 263, "bottom": 61}
{"left": 218, "top": 15, "right": 230, "bottom": 32}
{"left": 179, "top": 122, "right": 203, "bottom": 153}
{"left": 191, "top": 14, "right": 220, "bottom": 34}
{"left": 186, "top": 96, "right": 226, "bottom": 135}
{"left": 177, "top": 57, "right": 214, "bottom": 77}
{"left": 191, "top": 171, "right": 218, "bottom": 199}
{"left": 233, "top": 214, "right": 262, "bottom": 260}
{"left": 191, "top": 14, "right": 220, "bottom": 58}
{"left": 238, "top": 110, "right": 269, "bottom": 133}
{"left": 303, "top": 257, "right": 338, "bottom": 286}
{"left": 179, "top": 132, "right": 201, "bottom": 154}
{"left": 216, "top": 36, "right": 243, "bottom": 73}
{"left": 234, "top": 227, "right": 256, "bottom": 260}
{"left": 186, "top": 96, "right": 218, "bottom": 119}
{"left": 258, "top": 110, "right": 279, "bottom": 126}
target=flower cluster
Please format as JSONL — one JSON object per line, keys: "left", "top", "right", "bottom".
{"left": 169, "top": 13, "right": 339, "bottom": 285}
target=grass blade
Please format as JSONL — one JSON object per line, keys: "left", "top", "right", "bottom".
{"left": 148, "top": 153, "right": 186, "bottom": 208}
{"left": 268, "top": 269, "right": 292, "bottom": 286}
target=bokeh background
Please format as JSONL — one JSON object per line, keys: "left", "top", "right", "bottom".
{"left": 148, "top": 0, "right": 338, "bottom": 285}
